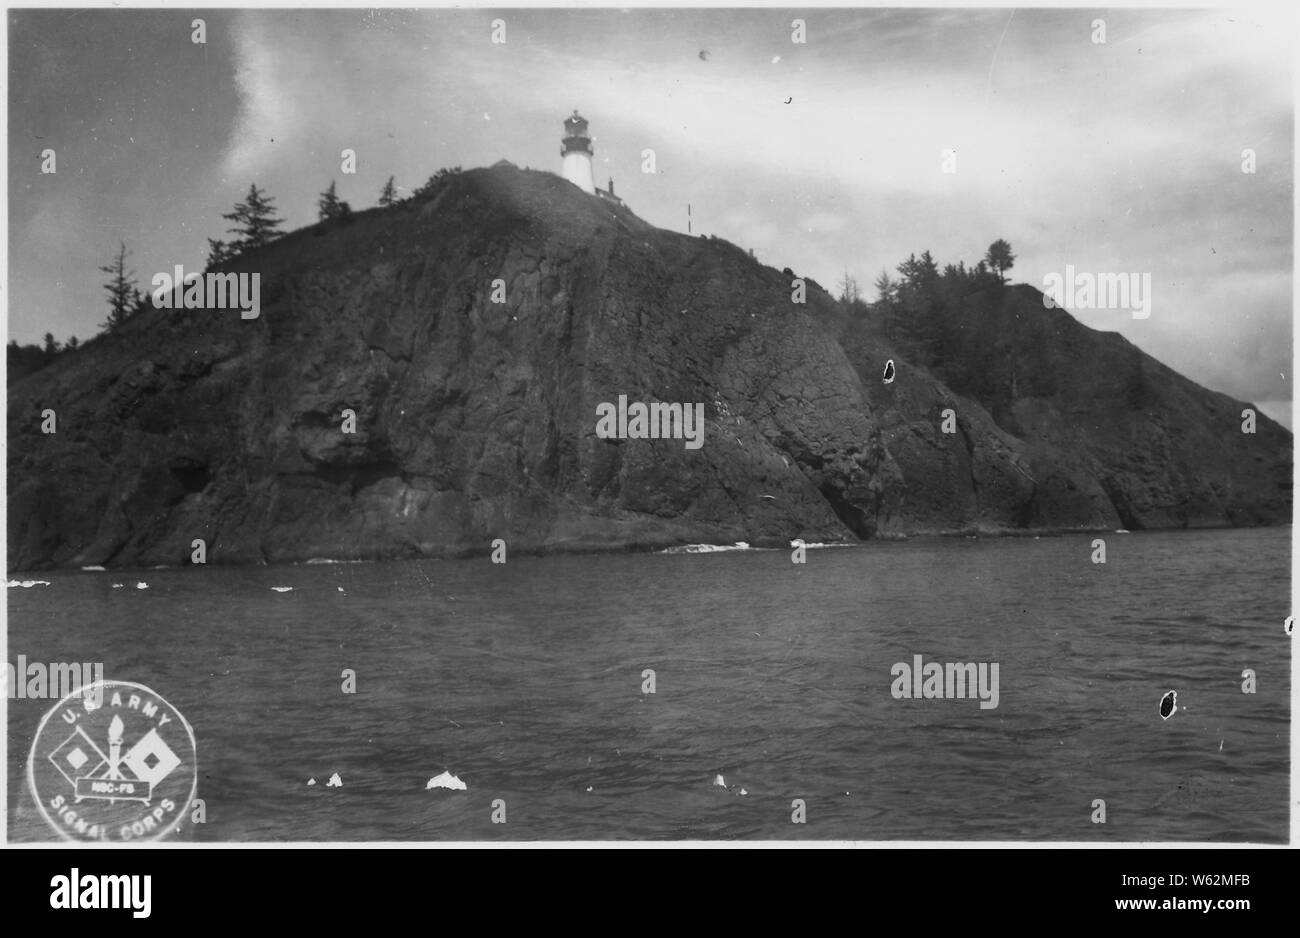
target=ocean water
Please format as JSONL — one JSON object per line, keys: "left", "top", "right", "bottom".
{"left": 6, "top": 527, "right": 1291, "bottom": 842}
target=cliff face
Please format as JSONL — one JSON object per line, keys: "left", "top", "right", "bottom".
{"left": 832, "top": 284, "right": 1292, "bottom": 534}
{"left": 7, "top": 165, "right": 1291, "bottom": 568}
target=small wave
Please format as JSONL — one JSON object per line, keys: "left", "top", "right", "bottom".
{"left": 301, "top": 557, "right": 366, "bottom": 565}
{"left": 80, "top": 565, "right": 106, "bottom": 572}
{"left": 659, "top": 542, "right": 753, "bottom": 555}
{"left": 7, "top": 579, "right": 51, "bottom": 588}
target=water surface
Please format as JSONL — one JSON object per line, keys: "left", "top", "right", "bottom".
{"left": 7, "top": 527, "right": 1290, "bottom": 841}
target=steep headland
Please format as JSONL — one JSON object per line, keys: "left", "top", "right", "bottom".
{"left": 7, "top": 164, "right": 1291, "bottom": 568}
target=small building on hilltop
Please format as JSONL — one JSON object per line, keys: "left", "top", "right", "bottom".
{"left": 597, "top": 176, "right": 623, "bottom": 207}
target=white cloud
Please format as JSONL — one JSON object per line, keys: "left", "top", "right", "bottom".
{"left": 224, "top": 14, "right": 305, "bottom": 178}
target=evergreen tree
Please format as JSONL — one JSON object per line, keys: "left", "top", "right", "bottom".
{"left": 378, "top": 176, "right": 397, "bottom": 206}
{"left": 897, "top": 250, "right": 939, "bottom": 290}
{"left": 223, "top": 184, "right": 284, "bottom": 250}
{"left": 888, "top": 250, "right": 947, "bottom": 359}
{"left": 873, "top": 269, "right": 896, "bottom": 304}
{"left": 206, "top": 238, "right": 233, "bottom": 269}
{"left": 99, "top": 241, "right": 138, "bottom": 332}
{"left": 318, "top": 181, "right": 342, "bottom": 221}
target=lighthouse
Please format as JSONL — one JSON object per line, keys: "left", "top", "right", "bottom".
{"left": 561, "top": 110, "right": 596, "bottom": 194}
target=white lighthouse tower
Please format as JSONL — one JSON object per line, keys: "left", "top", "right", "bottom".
{"left": 561, "top": 110, "right": 596, "bottom": 194}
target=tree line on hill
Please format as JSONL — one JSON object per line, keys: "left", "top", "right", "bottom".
{"left": 827, "top": 239, "right": 1152, "bottom": 425}
{"left": 10, "top": 169, "right": 463, "bottom": 382}
{"left": 834, "top": 239, "right": 1031, "bottom": 420}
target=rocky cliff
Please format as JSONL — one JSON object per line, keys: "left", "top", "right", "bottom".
{"left": 7, "top": 164, "right": 1291, "bottom": 568}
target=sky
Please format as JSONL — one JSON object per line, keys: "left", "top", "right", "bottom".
{"left": 7, "top": 6, "right": 1294, "bottom": 427}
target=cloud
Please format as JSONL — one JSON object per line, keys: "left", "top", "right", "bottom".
{"left": 224, "top": 14, "right": 305, "bottom": 178}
